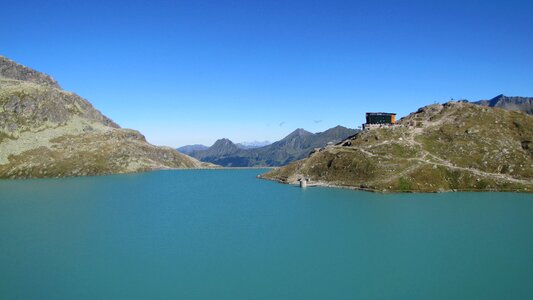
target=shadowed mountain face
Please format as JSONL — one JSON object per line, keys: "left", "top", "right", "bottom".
{"left": 0, "top": 56, "right": 212, "bottom": 179}
{"left": 473, "top": 94, "right": 532, "bottom": 115}
{"left": 261, "top": 101, "right": 533, "bottom": 192}
{"left": 189, "top": 126, "right": 359, "bottom": 167}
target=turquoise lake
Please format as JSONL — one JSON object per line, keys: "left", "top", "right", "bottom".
{"left": 1, "top": 169, "right": 532, "bottom": 299}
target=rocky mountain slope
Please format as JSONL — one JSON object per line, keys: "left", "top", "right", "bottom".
{"left": 0, "top": 56, "right": 212, "bottom": 179}
{"left": 261, "top": 102, "right": 533, "bottom": 192}
{"left": 189, "top": 126, "right": 359, "bottom": 167}
{"left": 473, "top": 94, "right": 532, "bottom": 115}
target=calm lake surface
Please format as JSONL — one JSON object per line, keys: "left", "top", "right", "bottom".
{"left": 1, "top": 169, "right": 532, "bottom": 299}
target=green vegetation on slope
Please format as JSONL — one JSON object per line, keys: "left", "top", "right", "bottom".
{"left": 261, "top": 102, "right": 533, "bottom": 192}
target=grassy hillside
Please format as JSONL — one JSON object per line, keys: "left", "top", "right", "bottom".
{"left": 261, "top": 102, "right": 533, "bottom": 192}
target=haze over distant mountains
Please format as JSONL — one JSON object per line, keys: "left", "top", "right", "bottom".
{"left": 236, "top": 140, "right": 271, "bottom": 149}
{"left": 187, "top": 126, "right": 358, "bottom": 167}
{"left": 176, "top": 144, "right": 209, "bottom": 155}
{"left": 177, "top": 140, "right": 271, "bottom": 154}
{"left": 0, "top": 56, "right": 212, "bottom": 178}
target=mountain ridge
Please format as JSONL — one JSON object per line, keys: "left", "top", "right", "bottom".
{"left": 472, "top": 94, "right": 532, "bottom": 115}
{"left": 0, "top": 56, "right": 60, "bottom": 88}
{"left": 189, "top": 126, "right": 359, "bottom": 167}
{"left": 0, "top": 55, "right": 213, "bottom": 179}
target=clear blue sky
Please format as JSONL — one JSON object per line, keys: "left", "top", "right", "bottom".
{"left": 2, "top": 0, "right": 532, "bottom": 147}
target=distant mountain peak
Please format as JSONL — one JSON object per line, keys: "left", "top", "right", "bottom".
{"left": 488, "top": 94, "right": 506, "bottom": 106}
{"left": 286, "top": 128, "right": 312, "bottom": 138}
{"left": 212, "top": 138, "right": 235, "bottom": 146}
{"left": 187, "top": 138, "right": 240, "bottom": 160}
{"left": 295, "top": 128, "right": 310, "bottom": 133}
{"left": 187, "top": 125, "right": 358, "bottom": 167}
{"left": 209, "top": 138, "right": 239, "bottom": 153}
{"left": 473, "top": 94, "right": 532, "bottom": 115}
